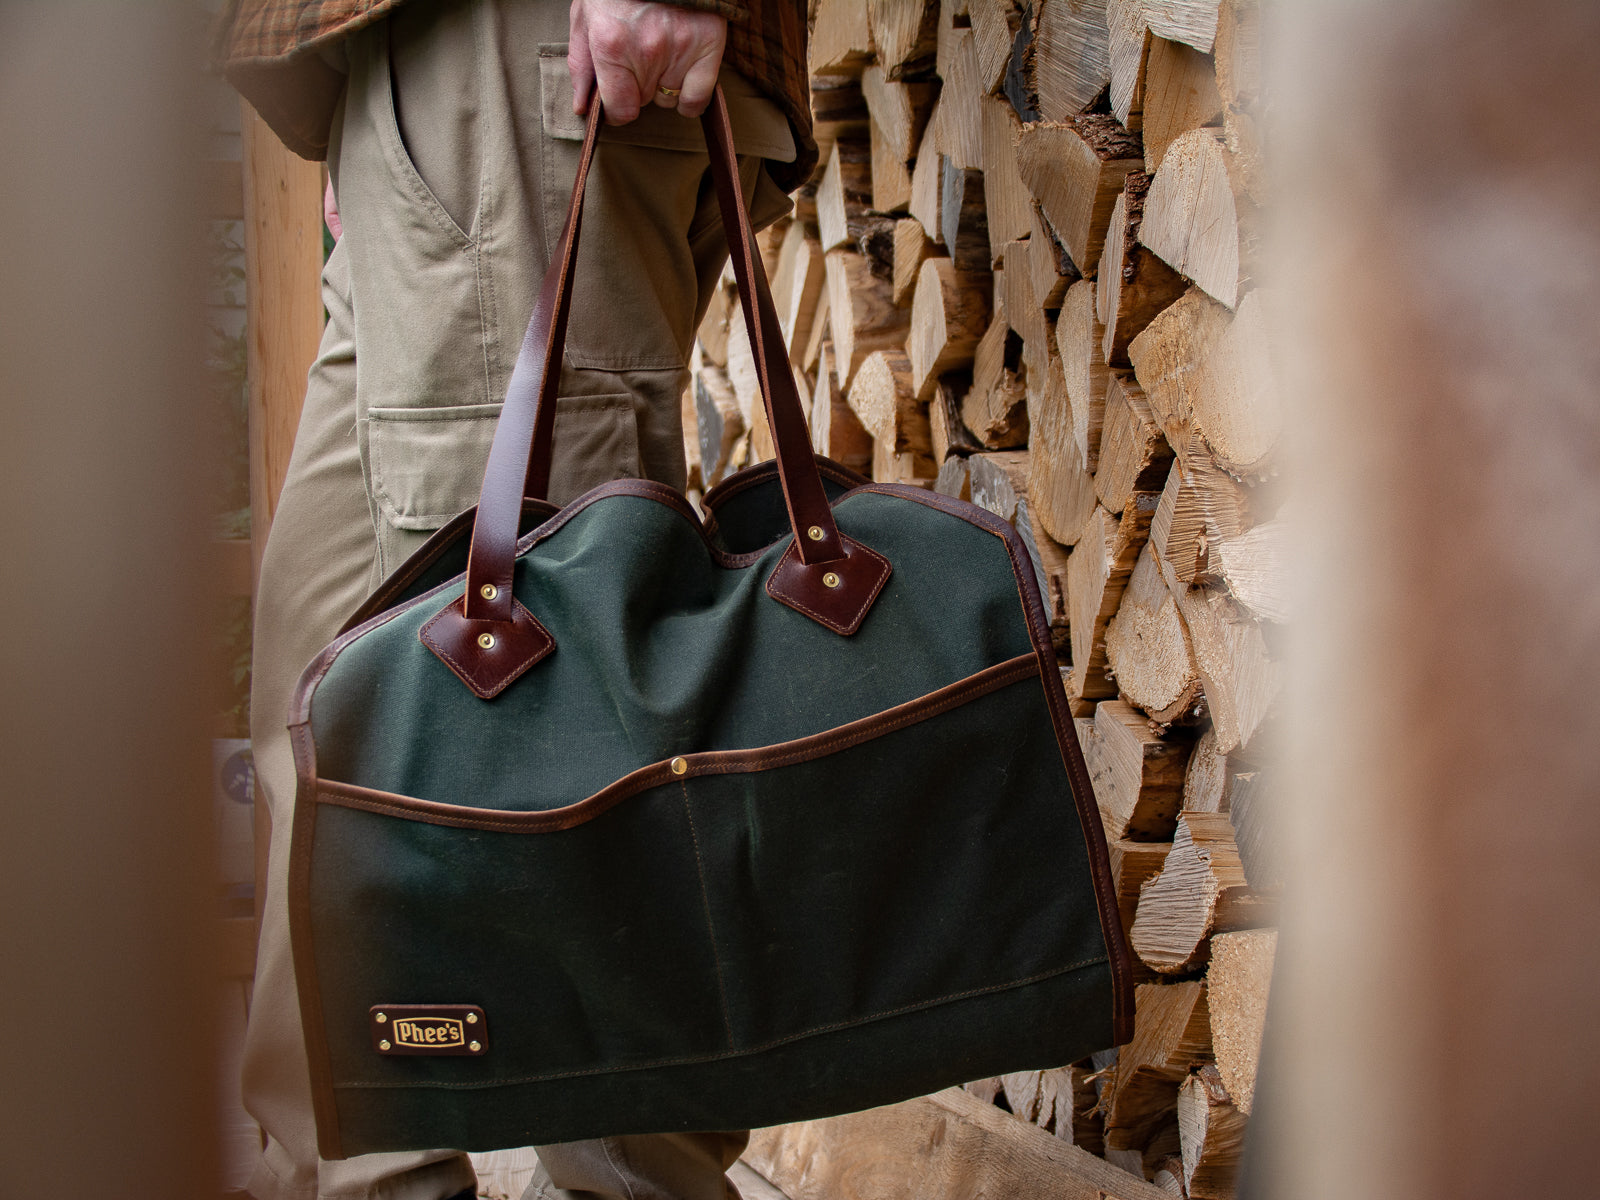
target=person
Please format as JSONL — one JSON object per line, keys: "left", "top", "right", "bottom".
{"left": 214, "top": 2, "right": 814, "bottom": 1197}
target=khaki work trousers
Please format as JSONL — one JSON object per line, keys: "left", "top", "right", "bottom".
{"left": 242, "top": 3, "right": 794, "bottom": 1198}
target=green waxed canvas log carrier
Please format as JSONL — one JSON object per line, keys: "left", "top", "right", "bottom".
{"left": 289, "top": 90, "right": 1134, "bottom": 1160}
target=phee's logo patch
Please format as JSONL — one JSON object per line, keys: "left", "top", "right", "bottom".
{"left": 370, "top": 1005, "right": 487, "bottom": 1056}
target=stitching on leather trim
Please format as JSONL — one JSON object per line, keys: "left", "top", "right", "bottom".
{"left": 418, "top": 597, "right": 551, "bottom": 700}
{"left": 333, "top": 955, "right": 1109, "bottom": 1091}
{"left": 313, "top": 655, "right": 1041, "bottom": 831}
{"left": 764, "top": 537, "right": 892, "bottom": 635}
{"left": 680, "top": 782, "right": 736, "bottom": 1051}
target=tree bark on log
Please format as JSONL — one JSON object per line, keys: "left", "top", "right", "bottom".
{"left": 1097, "top": 173, "right": 1187, "bottom": 367}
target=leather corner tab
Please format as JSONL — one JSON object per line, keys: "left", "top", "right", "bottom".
{"left": 765, "top": 534, "right": 892, "bottom": 636}
{"left": 419, "top": 595, "right": 555, "bottom": 699}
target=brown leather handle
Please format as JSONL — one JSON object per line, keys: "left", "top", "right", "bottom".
{"left": 460, "top": 87, "right": 845, "bottom": 626}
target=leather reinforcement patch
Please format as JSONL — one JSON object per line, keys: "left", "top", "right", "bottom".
{"left": 370, "top": 1005, "right": 488, "bottom": 1056}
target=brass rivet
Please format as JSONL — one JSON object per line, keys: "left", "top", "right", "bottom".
{"left": 670, "top": 756, "right": 689, "bottom": 776}
{"left": 375, "top": 1012, "right": 387, "bottom": 1024}
{"left": 480, "top": 583, "right": 498, "bottom": 601}
{"left": 469, "top": 1040, "right": 482, "bottom": 1053}
{"left": 823, "top": 572, "right": 841, "bottom": 589}
{"left": 477, "top": 632, "right": 496, "bottom": 650}
{"left": 807, "top": 525, "right": 825, "bottom": 541}
{"left": 466, "top": 1012, "right": 478, "bottom": 1024}
{"left": 379, "top": 1039, "right": 392, "bottom": 1051}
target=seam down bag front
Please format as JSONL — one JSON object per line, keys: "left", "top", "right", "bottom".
{"left": 288, "top": 89, "right": 1135, "bottom": 1159}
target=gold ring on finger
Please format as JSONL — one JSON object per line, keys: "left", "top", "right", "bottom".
{"left": 657, "top": 85, "right": 680, "bottom": 98}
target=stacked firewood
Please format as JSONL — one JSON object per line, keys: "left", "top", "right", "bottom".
{"left": 687, "top": 1, "right": 1278, "bottom": 1194}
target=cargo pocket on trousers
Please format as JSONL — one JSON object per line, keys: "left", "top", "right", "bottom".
{"left": 367, "top": 396, "right": 641, "bottom": 575}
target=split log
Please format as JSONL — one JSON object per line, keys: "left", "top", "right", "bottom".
{"left": 1179, "top": 1064, "right": 1247, "bottom": 1200}
{"left": 870, "top": 117, "right": 913, "bottom": 213}
{"left": 982, "top": 97, "right": 1034, "bottom": 262}
{"left": 1182, "top": 726, "right": 1234, "bottom": 813}
{"left": 1104, "top": 981, "right": 1212, "bottom": 1151}
{"left": 999, "top": 0, "right": 1039, "bottom": 122}
{"left": 1148, "top": 444, "right": 1251, "bottom": 587}
{"left": 908, "top": 128, "right": 944, "bottom": 245}
{"left": 810, "top": 75, "right": 870, "bottom": 167}
{"left": 892, "top": 217, "right": 935, "bottom": 308}
{"left": 1104, "top": 542, "right": 1204, "bottom": 724}
{"left": 746, "top": 1085, "right": 1177, "bottom": 1200}
{"left": 803, "top": 282, "right": 830, "bottom": 371}
{"left": 1056, "top": 278, "right": 1109, "bottom": 474}
{"left": 825, "top": 248, "right": 909, "bottom": 392}
{"left": 1084, "top": 699, "right": 1191, "bottom": 842}
{"left": 939, "top": 160, "right": 990, "bottom": 271}
{"left": 696, "top": 273, "right": 734, "bottom": 367}
{"left": 1001, "top": 240, "right": 1051, "bottom": 381}
{"left": 935, "top": 0, "right": 969, "bottom": 79}
{"left": 747, "top": 396, "right": 774, "bottom": 464}
{"left": 1016, "top": 499, "right": 1072, "bottom": 634}
{"left": 778, "top": 230, "right": 826, "bottom": 365}
{"left": 1128, "top": 285, "right": 1282, "bottom": 478}
{"left": 1193, "top": 288, "right": 1281, "bottom": 476}
{"left": 693, "top": 364, "right": 743, "bottom": 487}
{"left": 930, "top": 375, "right": 981, "bottom": 461}
{"left": 1213, "top": 0, "right": 1264, "bottom": 203}
{"left": 1047, "top": 1063, "right": 1106, "bottom": 1153}
{"left": 1130, "top": 810, "right": 1271, "bottom": 975}
{"left": 1213, "top": 516, "right": 1288, "bottom": 622}
{"left": 1151, "top": 1157, "right": 1186, "bottom": 1196}
{"left": 1143, "top": 1126, "right": 1183, "bottom": 1183}
{"left": 848, "top": 349, "right": 931, "bottom": 457}
{"left": 1000, "top": 1069, "right": 1045, "bottom": 1124}
{"left": 934, "top": 454, "right": 971, "bottom": 501}
{"left": 1227, "top": 762, "right": 1282, "bottom": 891}
{"left": 1142, "top": 34, "right": 1224, "bottom": 175}
{"left": 790, "top": 362, "right": 814, "bottom": 427}
{"left": 867, "top": 0, "right": 941, "bottom": 81}
{"left": 1030, "top": 0, "right": 1111, "bottom": 123}
{"left": 807, "top": 342, "right": 869, "bottom": 474}
{"left": 1144, "top": 0, "right": 1220, "bottom": 52}
{"left": 1026, "top": 357, "right": 1099, "bottom": 546}
{"left": 1109, "top": 837, "right": 1173, "bottom": 983}
{"left": 861, "top": 64, "right": 936, "bottom": 164}
{"left": 1068, "top": 496, "right": 1158, "bottom": 699}
{"left": 724, "top": 306, "right": 760, "bottom": 427}
{"left": 1027, "top": 201, "right": 1080, "bottom": 310}
{"left": 968, "top": 449, "right": 1030, "bottom": 522}
{"left": 1107, "top": 0, "right": 1150, "bottom": 130}
{"left": 1015, "top": 116, "right": 1142, "bottom": 278}
{"left": 964, "top": 1076, "right": 1003, "bottom": 1105}
{"left": 1206, "top": 927, "right": 1274, "bottom": 1116}
{"left": 680, "top": 382, "right": 702, "bottom": 493}
{"left": 908, "top": 256, "right": 990, "bottom": 398}
{"left": 1096, "top": 372, "right": 1175, "bottom": 515}
{"left": 1098, "top": 173, "right": 1187, "bottom": 367}
{"left": 872, "top": 435, "right": 938, "bottom": 487}
{"left": 1140, "top": 129, "right": 1252, "bottom": 310}
{"left": 968, "top": 296, "right": 1029, "bottom": 448}
{"left": 936, "top": 27, "right": 984, "bottom": 171}
{"left": 1154, "top": 538, "right": 1279, "bottom": 753}
{"left": 811, "top": 0, "right": 874, "bottom": 75}
{"left": 817, "top": 139, "right": 873, "bottom": 253}
{"left": 970, "top": 0, "right": 1022, "bottom": 95}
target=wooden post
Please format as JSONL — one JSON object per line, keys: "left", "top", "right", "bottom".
{"left": 242, "top": 100, "right": 325, "bottom": 582}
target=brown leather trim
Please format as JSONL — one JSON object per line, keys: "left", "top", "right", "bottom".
{"left": 851, "top": 484, "right": 1136, "bottom": 1045}
{"left": 419, "top": 595, "right": 556, "bottom": 699}
{"left": 764, "top": 532, "right": 892, "bottom": 635}
{"left": 310, "top": 653, "right": 1041, "bottom": 833}
{"left": 701, "top": 454, "right": 870, "bottom": 515}
{"left": 339, "top": 498, "right": 560, "bottom": 637}
{"left": 286, "top": 719, "right": 344, "bottom": 1160}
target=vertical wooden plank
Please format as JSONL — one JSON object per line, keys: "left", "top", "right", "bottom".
{"left": 241, "top": 100, "right": 324, "bottom": 935}
{"left": 241, "top": 99, "right": 324, "bottom": 579}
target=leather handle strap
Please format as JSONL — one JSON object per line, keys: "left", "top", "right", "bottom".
{"left": 461, "top": 87, "right": 844, "bottom": 626}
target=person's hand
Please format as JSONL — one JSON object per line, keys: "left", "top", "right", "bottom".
{"left": 569, "top": 0, "right": 727, "bottom": 124}
{"left": 324, "top": 179, "right": 342, "bottom": 241}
